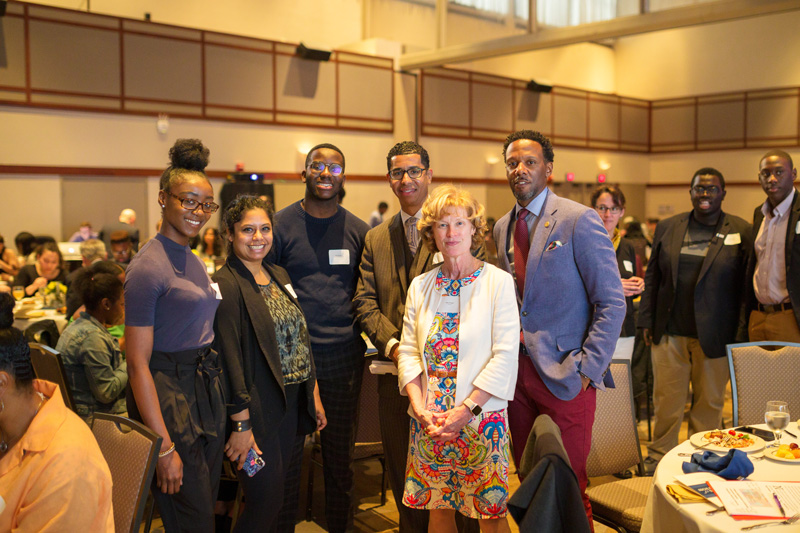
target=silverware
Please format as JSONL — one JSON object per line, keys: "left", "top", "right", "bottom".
{"left": 707, "top": 505, "right": 726, "bottom": 516}
{"left": 741, "top": 512, "right": 800, "bottom": 530}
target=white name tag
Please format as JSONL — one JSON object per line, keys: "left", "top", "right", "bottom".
{"left": 329, "top": 249, "right": 350, "bottom": 265}
{"left": 724, "top": 233, "right": 741, "bottom": 245}
{"left": 623, "top": 260, "right": 633, "bottom": 273}
{"left": 284, "top": 284, "right": 297, "bottom": 299}
{"left": 210, "top": 282, "right": 223, "bottom": 300}
{"left": 796, "top": 220, "right": 800, "bottom": 234}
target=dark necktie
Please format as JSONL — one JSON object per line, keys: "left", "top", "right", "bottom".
{"left": 514, "top": 208, "right": 531, "bottom": 295}
{"left": 405, "top": 216, "right": 418, "bottom": 256}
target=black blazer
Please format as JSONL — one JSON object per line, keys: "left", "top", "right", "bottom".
{"left": 212, "top": 255, "right": 317, "bottom": 445}
{"left": 745, "top": 190, "right": 800, "bottom": 329}
{"left": 638, "top": 211, "right": 753, "bottom": 359}
{"left": 616, "top": 238, "right": 638, "bottom": 338}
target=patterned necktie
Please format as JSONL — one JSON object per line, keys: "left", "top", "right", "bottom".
{"left": 514, "top": 208, "right": 530, "bottom": 294}
{"left": 406, "top": 216, "right": 418, "bottom": 256}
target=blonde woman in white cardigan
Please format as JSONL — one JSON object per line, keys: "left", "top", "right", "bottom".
{"left": 397, "top": 185, "right": 520, "bottom": 533}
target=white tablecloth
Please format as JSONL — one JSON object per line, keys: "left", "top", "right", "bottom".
{"left": 12, "top": 303, "right": 69, "bottom": 334}
{"left": 641, "top": 423, "right": 800, "bottom": 533}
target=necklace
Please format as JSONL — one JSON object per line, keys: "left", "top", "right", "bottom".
{"left": 0, "top": 392, "right": 46, "bottom": 453}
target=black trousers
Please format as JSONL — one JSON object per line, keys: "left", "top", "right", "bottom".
{"left": 233, "top": 384, "right": 301, "bottom": 532}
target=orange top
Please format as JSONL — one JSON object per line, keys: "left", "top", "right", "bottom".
{"left": 0, "top": 380, "right": 114, "bottom": 532}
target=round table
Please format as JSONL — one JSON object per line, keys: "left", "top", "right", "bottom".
{"left": 641, "top": 423, "right": 800, "bottom": 533}
{"left": 12, "top": 300, "right": 69, "bottom": 334}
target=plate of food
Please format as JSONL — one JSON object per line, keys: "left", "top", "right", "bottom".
{"left": 689, "top": 429, "right": 766, "bottom": 453}
{"left": 765, "top": 444, "right": 800, "bottom": 463}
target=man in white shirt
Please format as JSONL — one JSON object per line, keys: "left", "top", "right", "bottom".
{"left": 747, "top": 149, "right": 800, "bottom": 342}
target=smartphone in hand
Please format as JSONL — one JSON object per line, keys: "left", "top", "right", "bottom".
{"left": 242, "top": 448, "right": 265, "bottom": 477}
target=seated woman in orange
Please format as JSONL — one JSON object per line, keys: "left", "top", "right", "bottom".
{"left": 14, "top": 242, "right": 67, "bottom": 297}
{"left": 0, "top": 292, "right": 113, "bottom": 531}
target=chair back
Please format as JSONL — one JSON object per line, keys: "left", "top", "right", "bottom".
{"left": 23, "top": 319, "right": 60, "bottom": 348}
{"left": 586, "top": 359, "right": 643, "bottom": 477}
{"left": 92, "top": 413, "right": 161, "bottom": 533}
{"left": 29, "top": 342, "right": 76, "bottom": 411}
{"left": 727, "top": 341, "right": 800, "bottom": 426}
{"left": 354, "top": 358, "right": 383, "bottom": 459}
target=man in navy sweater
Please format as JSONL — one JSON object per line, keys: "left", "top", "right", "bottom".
{"left": 270, "top": 143, "right": 369, "bottom": 532}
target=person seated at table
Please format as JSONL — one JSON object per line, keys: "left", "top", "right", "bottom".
{"left": 57, "top": 264, "right": 127, "bottom": 423}
{"left": 0, "top": 292, "right": 114, "bottom": 531}
{"left": 14, "top": 232, "right": 37, "bottom": 266}
{"left": 15, "top": 242, "right": 68, "bottom": 297}
{"left": 67, "top": 221, "right": 99, "bottom": 243}
{"left": 110, "top": 230, "right": 136, "bottom": 267}
{"left": 0, "top": 233, "right": 21, "bottom": 282}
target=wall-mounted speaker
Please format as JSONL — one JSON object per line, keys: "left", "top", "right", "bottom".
{"left": 526, "top": 80, "right": 553, "bottom": 93}
{"left": 296, "top": 42, "right": 332, "bottom": 62}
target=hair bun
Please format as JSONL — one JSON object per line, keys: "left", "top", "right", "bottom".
{"left": 0, "top": 293, "right": 14, "bottom": 329}
{"left": 168, "top": 139, "right": 210, "bottom": 172}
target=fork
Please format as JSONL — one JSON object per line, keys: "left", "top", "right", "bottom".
{"left": 741, "top": 512, "right": 800, "bottom": 530}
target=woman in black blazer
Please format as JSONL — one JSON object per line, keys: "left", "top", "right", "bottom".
{"left": 213, "top": 195, "right": 326, "bottom": 531}
{"left": 591, "top": 186, "right": 645, "bottom": 337}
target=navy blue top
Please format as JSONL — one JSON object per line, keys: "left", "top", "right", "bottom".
{"left": 125, "top": 233, "right": 220, "bottom": 352}
{"left": 269, "top": 201, "right": 369, "bottom": 348}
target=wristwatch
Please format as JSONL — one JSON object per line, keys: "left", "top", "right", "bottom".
{"left": 462, "top": 398, "right": 482, "bottom": 417}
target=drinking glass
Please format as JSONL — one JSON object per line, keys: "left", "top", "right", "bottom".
{"left": 12, "top": 286, "right": 24, "bottom": 301}
{"left": 765, "top": 401, "right": 790, "bottom": 445}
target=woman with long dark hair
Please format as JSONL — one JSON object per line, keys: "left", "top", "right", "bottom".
{"left": 124, "top": 138, "right": 225, "bottom": 532}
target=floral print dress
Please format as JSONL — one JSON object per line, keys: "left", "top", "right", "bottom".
{"left": 402, "top": 265, "right": 510, "bottom": 519}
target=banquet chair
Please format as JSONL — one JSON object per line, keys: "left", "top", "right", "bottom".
{"left": 507, "top": 414, "right": 591, "bottom": 532}
{"left": 91, "top": 413, "right": 162, "bottom": 533}
{"left": 305, "top": 357, "right": 387, "bottom": 521}
{"left": 28, "top": 342, "right": 76, "bottom": 411}
{"left": 585, "top": 359, "right": 652, "bottom": 533}
{"left": 727, "top": 341, "right": 800, "bottom": 426}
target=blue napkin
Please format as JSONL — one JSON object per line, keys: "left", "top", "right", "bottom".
{"left": 681, "top": 449, "right": 754, "bottom": 480}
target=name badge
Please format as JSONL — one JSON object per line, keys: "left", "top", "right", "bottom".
{"left": 210, "top": 282, "right": 223, "bottom": 300}
{"left": 796, "top": 221, "right": 800, "bottom": 234}
{"left": 724, "top": 233, "right": 741, "bottom": 245}
{"left": 329, "top": 249, "right": 350, "bottom": 265}
{"left": 623, "top": 260, "right": 633, "bottom": 273}
{"left": 284, "top": 284, "right": 298, "bottom": 299}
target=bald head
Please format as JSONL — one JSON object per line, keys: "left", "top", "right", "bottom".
{"left": 119, "top": 209, "right": 137, "bottom": 225}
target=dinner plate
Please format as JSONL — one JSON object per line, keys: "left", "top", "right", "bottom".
{"left": 689, "top": 431, "right": 766, "bottom": 454}
{"left": 764, "top": 450, "right": 800, "bottom": 463}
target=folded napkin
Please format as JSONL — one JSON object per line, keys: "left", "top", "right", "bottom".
{"left": 681, "top": 449, "right": 754, "bottom": 480}
{"left": 666, "top": 484, "right": 707, "bottom": 503}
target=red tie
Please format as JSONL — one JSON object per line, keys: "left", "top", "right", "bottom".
{"left": 514, "top": 208, "right": 530, "bottom": 295}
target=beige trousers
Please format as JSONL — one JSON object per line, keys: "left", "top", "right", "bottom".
{"left": 749, "top": 309, "right": 800, "bottom": 343}
{"left": 648, "top": 335, "right": 730, "bottom": 459}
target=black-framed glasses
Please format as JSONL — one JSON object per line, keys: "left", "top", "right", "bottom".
{"left": 389, "top": 167, "right": 428, "bottom": 181}
{"left": 308, "top": 161, "right": 344, "bottom": 176}
{"left": 595, "top": 206, "right": 622, "bottom": 214}
{"left": 165, "top": 191, "right": 220, "bottom": 213}
{"left": 691, "top": 185, "right": 720, "bottom": 195}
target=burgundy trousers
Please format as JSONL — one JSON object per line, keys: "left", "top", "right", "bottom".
{"left": 508, "top": 351, "right": 597, "bottom": 528}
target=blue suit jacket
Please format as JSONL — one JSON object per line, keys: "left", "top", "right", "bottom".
{"left": 494, "top": 189, "right": 626, "bottom": 401}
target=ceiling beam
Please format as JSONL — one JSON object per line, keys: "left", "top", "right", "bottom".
{"left": 399, "top": 0, "right": 800, "bottom": 70}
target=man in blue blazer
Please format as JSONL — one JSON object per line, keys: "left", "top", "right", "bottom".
{"left": 638, "top": 168, "right": 752, "bottom": 473}
{"left": 493, "top": 130, "right": 625, "bottom": 525}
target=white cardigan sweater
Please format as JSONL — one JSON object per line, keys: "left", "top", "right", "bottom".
{"left": 397, "top": 262, "right": 520, "bottom": 416}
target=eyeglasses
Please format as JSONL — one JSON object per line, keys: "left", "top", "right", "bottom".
{"left": 165, "top": 191, "right": 220, "bottom": 213}
{"left": 595, "top": 206, "right": 622, "bottom": 214}
{"left": 691, "top": 185, "right": 721, "bottom": 195}
{"left": 308, "top": 161, "right": 344, "bottom": 176}
{"left": 389, "top": 167, "right": 428, "bottom": 181}
{"left": 759, "top": 168, "right": 786, "bottom": 180}
{"left": 506, "top": 159, "right": 539, "bottom": 172}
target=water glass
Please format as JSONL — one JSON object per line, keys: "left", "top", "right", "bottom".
{"left": 765, "top": 401, "right": 790, "bottom": 445}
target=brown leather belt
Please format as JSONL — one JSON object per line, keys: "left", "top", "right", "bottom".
{"left": 430, "top": 369, "right": 457, "bottom": 378}
{"left": 757, "top": 302, "right": 793, "bottom": 313}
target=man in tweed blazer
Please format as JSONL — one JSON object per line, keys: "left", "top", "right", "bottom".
{"left": 354, "top": 141, "right": 481, "bottom": 532}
